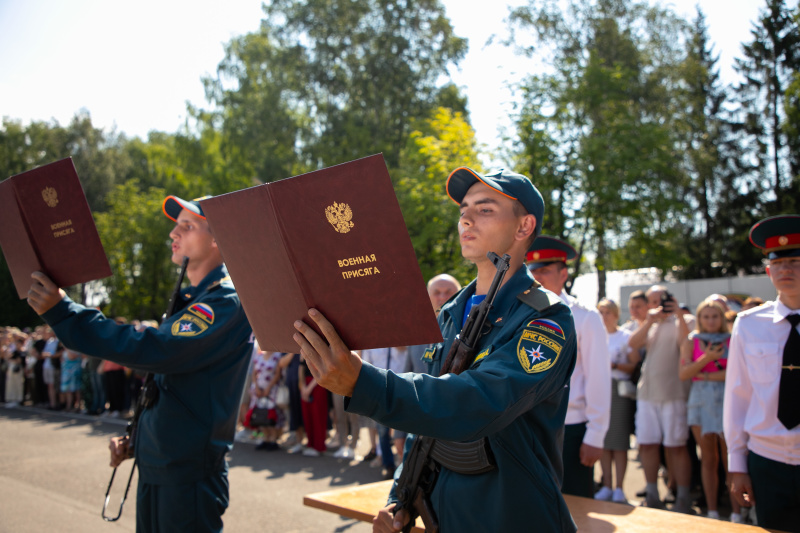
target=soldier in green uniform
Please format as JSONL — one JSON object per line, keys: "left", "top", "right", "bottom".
{"left": 26, "top": 196, "right": 253, "bottom": 533}
{"left": 293, "top": 167, "right": 578, "bottom": 532}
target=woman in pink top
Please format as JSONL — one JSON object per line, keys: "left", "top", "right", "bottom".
{"left": 679, "top": 299, "right": 741, "bottom": 522}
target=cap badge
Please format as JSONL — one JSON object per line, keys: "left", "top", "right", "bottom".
{"left": 325, "top": 201, "right": 354, "bottom": 234}
{"left": 42, "top": 186, "right": 58, "bottom": 208}
{"left": 779, "top": 235, "right": 789, "bottom": 246}
{"left": 532, "top": 252, "right": 540, "bottom": 260}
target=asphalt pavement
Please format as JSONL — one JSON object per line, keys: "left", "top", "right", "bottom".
{"left": 0, "top": 405, "right": 377, "bottom": 533}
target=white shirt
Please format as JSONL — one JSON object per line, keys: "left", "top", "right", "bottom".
{"left": 724, "top": 298, "right": 800, "bottom": 473}
{"left": 560, "top": 291, "right": 611, "bottom": 448}
{"left": 361, "top": 347, "right": 408, "bottom": 375}
{"left": 608, "top": 329, "right": 633, "bottom": 381}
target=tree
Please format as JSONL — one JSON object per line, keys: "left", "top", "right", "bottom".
{"left": 202, "top": 0, "right": 467, "bottom": 181}
{"left": 734, "top": 0, "right": 800, "bottom": 213}
{"left": 395, "top": 106, "right": 481, "bottom": 284}
{"left": 94, "top": 181, "right": 176, "bottom": 320}
{"left": 510, "top": 0, "right": 689, "bottom": 297}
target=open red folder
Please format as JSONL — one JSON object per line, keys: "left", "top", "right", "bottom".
{"left": 0, "top": 158, "right": 111, "bottom": 299}
{"left": 201, "top": 154, "right": 443, "bottom": 353}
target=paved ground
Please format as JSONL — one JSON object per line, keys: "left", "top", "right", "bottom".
{"left": 0, "top": 405, "right": 378, "bottom": 533}
{"left": 1, "top": 403, "right": 718, "bottom": 532}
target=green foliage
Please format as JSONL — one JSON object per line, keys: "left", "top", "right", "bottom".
{"left": 202, "top": 0, "right": 467, "bottom": 180}
{"left": 395, "top": 107, "right": 480, "bottom": 285}
{"left": 510, "top": 0, "right": 690, "bottom": 296}
{"left": 735, "top": 0, "right": 800, "bottom": 212}
{"left": 94, "top": 181, "right": 176, "bottom": 320}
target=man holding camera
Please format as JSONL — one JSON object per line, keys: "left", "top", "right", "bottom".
{"left": 628, "top": 285, "right": 694, "bottom": 512}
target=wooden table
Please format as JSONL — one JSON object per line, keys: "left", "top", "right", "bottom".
{"left": 305, "top": 480, "right": 775, "bottom": 532}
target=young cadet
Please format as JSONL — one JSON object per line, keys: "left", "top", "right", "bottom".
{"left": 724, "top": 214, "right": 800, "bottom": 531}
{"left": 26, "top": 196, "right": 253, "bottom": 533}
{"left": 526, "top": 236, "right": 611, "bottom": 498}
{"left": 293, "top": 167, "right": 578, "bottom": 532}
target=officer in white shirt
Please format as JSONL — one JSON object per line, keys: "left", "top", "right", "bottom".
{"left": 527, "top": 236, "right": 611, "bottom": 497}
{"left": 724, "top": 214, "right": 800, "bottom": 532}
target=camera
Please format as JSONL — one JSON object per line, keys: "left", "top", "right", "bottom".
{"left": 660, "top": 291, "right": 674, "bottom": 313}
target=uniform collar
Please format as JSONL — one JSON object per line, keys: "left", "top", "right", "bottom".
{"left": 184, "top": 263, "right": 227, "bottom": 300}
{"left": 441, "top": 266, "right": 534, "bottom": 327}
{"left": 774, "top": 297, "right": 800, "bottom": 324}
{"left": 558, "top": 290, "right": 575, "bottom": 306}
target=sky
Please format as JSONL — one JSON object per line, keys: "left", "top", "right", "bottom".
{"left": 0, "top": 0, "right": 770, "bottom": 167}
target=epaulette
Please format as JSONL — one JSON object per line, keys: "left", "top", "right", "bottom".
{"left": 517, "top": 282, "right": 562, "bottom": 312}
{"left": 736, "top": 300, "right": 774, "bottom": 318}
{"left": 207, "top": 276, "right": 232, "bottom": 292}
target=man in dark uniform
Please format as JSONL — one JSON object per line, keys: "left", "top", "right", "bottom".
{"left": 293, "top": 167, "right": 578, "bottom": 532}
{"left": 724, "top": 214, "right": 800, "bottom": 531}
{"left": 26, "top": 196, "right": 253, "bottom": 533}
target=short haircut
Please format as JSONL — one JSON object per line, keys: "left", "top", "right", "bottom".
{"left": 645, "top": 285, "right": 667, "bottom": 297}
{"left": 629, "top": 290, "right": 647, "bottom": 303}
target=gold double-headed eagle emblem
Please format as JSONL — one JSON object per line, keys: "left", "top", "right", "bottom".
{"left": 42, "top": 186, "right": 58, "bottom": 207}
{"left": 325, "top": 201, "right": 354, "bottom": 234}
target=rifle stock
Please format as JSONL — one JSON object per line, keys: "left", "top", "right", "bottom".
{"left": 102, "top": 256, "right": 188, "bottom": 521}
{"left": 394, "top": 252, "right": 510, "bottom": 530}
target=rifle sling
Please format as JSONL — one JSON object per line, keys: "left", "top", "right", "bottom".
{"left": 429, "top": 437, "right": 496, "bottom": 475}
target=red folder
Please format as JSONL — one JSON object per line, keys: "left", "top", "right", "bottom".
{"left": 201, "top": 154, "right": 443, "bottom": 352}
{"left": 0, "top": 158, "right": 112, "bottom": 299}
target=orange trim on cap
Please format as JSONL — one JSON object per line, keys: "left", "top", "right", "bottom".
{"left": 162, "top": 196, "right": 206, "bottom": 222}
{"left": 526, "top": 249, "right": 568, "bottom": 263}
{"left": 446, "top": 167, "right": 518, "bottom": 205}
{"left": 765, "top": 232, "right": 800, "bottom": 251}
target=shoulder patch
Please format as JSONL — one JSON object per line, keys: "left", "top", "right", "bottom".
{"left": 517, "top": 285, "right": 562, "bottom": 312}
{"left": 188, "top": 303, "right": 215, "bottom": 324}
{"left": 171, "top": 313, "right": 209, "bottom": 337}
{"left": 517, "top": 326, "right": 564, "bottom": 374}
{"left": 422, "top": 346, "right": 436, "bottom": 363}
{"left": 473, "top": 347, "right": 491, "bottom": 365}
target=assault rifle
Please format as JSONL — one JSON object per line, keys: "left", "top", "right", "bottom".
{"left": 102, "top": 256, "right": 189, "bottom": 521}
{"left": 393, "top": 252, "right": 510, "bottom": 532}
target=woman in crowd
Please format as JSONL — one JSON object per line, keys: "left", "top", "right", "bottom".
{"left": 298, "top": 354, "right": 328, "bottom": 456}
{"left": 595, "top": 299, "right": 638, "bottom": 504}
{"left": 248, "top": 348, "right": 285, "bottom": 451}
{"left": 60, "top": 349, "right": 82, "bottom": 412}
{"left": 679, "top": 299, "right": 742, "bottom": 522}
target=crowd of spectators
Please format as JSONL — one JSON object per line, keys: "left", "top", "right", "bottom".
{"left": 2, "top": 282, "right": 774, "bottom": 518}
{"left": 1, "top": 319, "right": 158, "bottom": 417}
{"left": 588, "top": 286, "right": 767, "bottom": 524}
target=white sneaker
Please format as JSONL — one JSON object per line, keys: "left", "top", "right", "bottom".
{"left": 611, "top": 488, "right": 628, "bottom": 504}
{"left": 287, "top": 443, "right": 304, "bottom": 454}
{"left": 729, "top": 512, "right": 744, "bottom": 523}
{"left": 707, "top": 510, "right": 720, "bottom": 520}
{"left": 333, "top": 446, "right": 353, "bottom": 459}
{"left": 594, "top": 486, "right": 613, "bottom": 501}
{"left": 234, "top": 429, "right": 251, "bottom": 443}
{"left": 302, "top": 447, "right": 321, "bottom": 457}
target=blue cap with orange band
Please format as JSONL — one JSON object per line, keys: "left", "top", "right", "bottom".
{"left": 162, "top": 196, "right": 211, "bottom": 222}
{"left": 445, "top": 167, "right": 545, "bottom": 239}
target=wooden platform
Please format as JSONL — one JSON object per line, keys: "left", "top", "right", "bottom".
{"left": 305, "top": 480, "right": 775, "bottom": 532}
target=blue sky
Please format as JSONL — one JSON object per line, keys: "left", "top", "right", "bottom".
{"left": 0, "top": 0, "right": 769, "bottom": 166}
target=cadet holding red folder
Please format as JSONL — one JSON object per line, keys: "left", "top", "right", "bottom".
{"left": 293, "top": 166, "right": 579, "bottom": 533}
{"left": 26, "top": 195, "right": 253, "bottom": 533}
{"left": 0, "top": 158, "right": 111, "bottom": 297}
